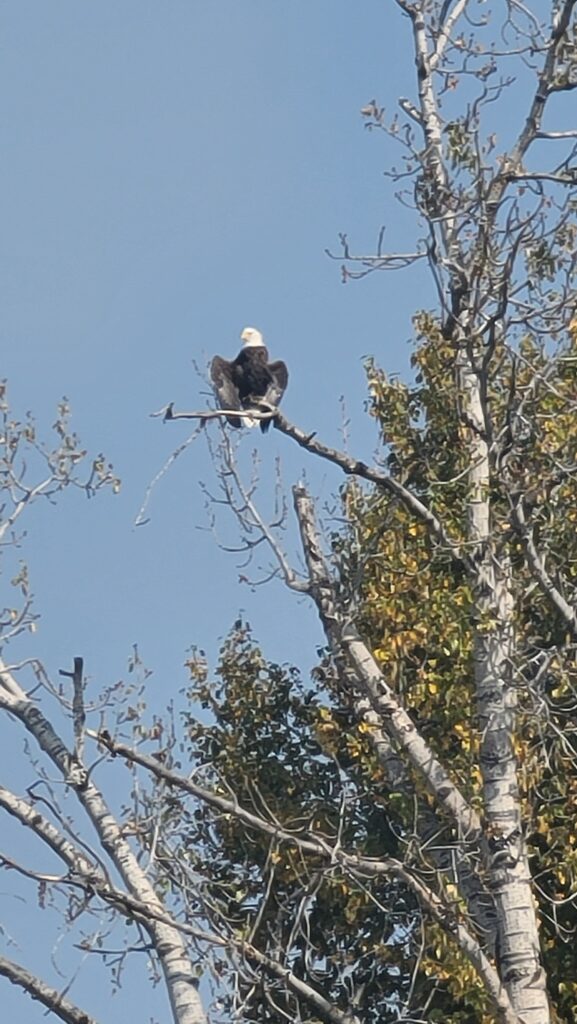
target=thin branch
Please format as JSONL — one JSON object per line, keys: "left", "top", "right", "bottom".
{"left": 504, "top": 169, "right": 577, "bottom": 184}
{"left": 164, "top": 407, "right": 473, "bottom": 574}
{"left": 134, "top": 423, "right": 204, "bottom": 527}
{"left": 161, "top": 404, "right": 276, "bottom": 424}
{"left": 239, "top": 943, "right": 363, "bottom": 1024}
{"left": 217, "top": 431, "right": 309, "bottom": 593}
{"left": 511, "top": 499, "right": 577, "bottom": 636}
{"left": 276, "top": 414, "right": 476, "bottom": 568}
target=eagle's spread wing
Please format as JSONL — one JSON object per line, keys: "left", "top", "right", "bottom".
{"left": 258, "top": 360, "right": 289, "bottom": 432}
{"left": 210, "top": 355, "right": 243, "bottom": 427}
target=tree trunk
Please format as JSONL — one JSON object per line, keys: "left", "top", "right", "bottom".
{"left": 458, "top": 354, "right": 548, "bottom": 1023}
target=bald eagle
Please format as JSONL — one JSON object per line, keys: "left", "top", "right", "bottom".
{"left": 210, "top": 328, "right": 288, "bottom": 432}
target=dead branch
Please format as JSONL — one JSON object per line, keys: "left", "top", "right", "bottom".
{"left": 160, "top": 403, "right": 277, "bottom": 424}
{"left": 164, "top": 406, "right": 474, "bottom": 574}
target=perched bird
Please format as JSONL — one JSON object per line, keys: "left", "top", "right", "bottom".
{"left": 210, "top": 327, "right": 288, "bottom": 432}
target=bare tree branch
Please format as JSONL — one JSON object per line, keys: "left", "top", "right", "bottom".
{"left": 494, "top": 0, "right": 577, "bottom": 197}
{"left": 164, "top": 407, "right": 473, "bottom": 573}
{"left": 0, "top": 784, "right": 100, "bottom": 879}
{"left": 0, "top": 954, "right": 98, "bottom": 1024}
{"left": 430, "top": 0, "right": 469, "bottom": 71}
{"left": 504, "top": 169, "right": 577, "bottom": 184}
{"left": 535, "top": 129, "right": 577, "bottom": 139}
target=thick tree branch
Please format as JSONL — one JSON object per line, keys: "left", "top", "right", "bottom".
{"left": 0, "top": 686, "right": 403, "bottom": 1024}
{"left": 0, "top": 784, "right": 100, "bottom": 879}
{"left": 0, "top": 776, "right": 365, "bottom": 1024}
{"left": 430, "top": 0, "right": 469, "bottom": 71}
{"left": 0, "top": 477, "right": 53, "bottom": 542}
{"left": 514, "top": 0, "right": 577, "bottom": 158}
{"left": 535, "top": 129, "right": 577, "bottom": 140}
{"left": 0, "top": 954, "right": 98, "bottom": 1024}
{"left": 292, "top": 484, "right": 481, "bottom": 840}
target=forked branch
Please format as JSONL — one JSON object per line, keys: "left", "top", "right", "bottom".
{"left": 164, "top": 405, "right": 473, "bottom": 574}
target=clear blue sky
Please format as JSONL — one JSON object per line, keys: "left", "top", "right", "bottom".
{"left": 0, "top": 2, "right": 430, "bottom": 1020}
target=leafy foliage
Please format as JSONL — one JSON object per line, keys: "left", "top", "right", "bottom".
{"left": 175, "top": 623, "right": 418, "bottom": 1023}
{"left": 356, "top": 321, "right": 577, "bottom": 1020}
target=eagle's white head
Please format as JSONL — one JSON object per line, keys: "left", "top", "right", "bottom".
{"left": 240, "top": 326, "right": 264, "bottom": 348}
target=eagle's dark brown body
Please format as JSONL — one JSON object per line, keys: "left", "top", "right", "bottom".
{"left": 211, "top": 337, "right": 288, "bottom": 432}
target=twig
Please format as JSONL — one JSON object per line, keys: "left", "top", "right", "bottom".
{"left": 134, "top": 424, "right": 203, "bottom": 527}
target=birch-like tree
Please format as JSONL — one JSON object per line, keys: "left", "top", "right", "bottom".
{"left": 3, "top": 3, "right": 577, "bottom": 1024}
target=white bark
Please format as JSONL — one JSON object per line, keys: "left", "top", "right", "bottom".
{"left": 291, "top": 486, "right": 527, "bottom": 1023}
{"left": 391, "top": 2, "right": 569, "bottom": 1018}
{"left": 458, "top": 355, "right": 547, "bottom": 1023}
{"left": 293, "top": 485, "right": 481, "bottom": 840}
{"left": 0, "top": 666, "right": 207, "bottom": 1024}
{"left": 0, "top": 954, "right": 98, "bottom": 1024}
